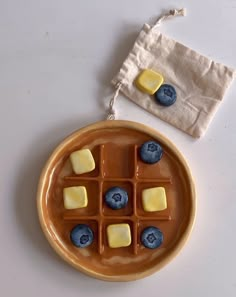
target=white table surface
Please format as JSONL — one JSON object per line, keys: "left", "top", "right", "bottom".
{"left": 1, "top": 0, "right": 236, "bottom": 296}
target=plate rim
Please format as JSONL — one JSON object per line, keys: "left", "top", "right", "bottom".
{"left": 37, "top": 120, "right": 196, "bottom": 281}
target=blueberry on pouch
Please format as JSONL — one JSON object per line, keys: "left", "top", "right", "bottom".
{"left": 70, "top": 224, "right": 94, "bottom": 248}
{"left": 105, "top": 187, "right": 128, "bottom": 210}
{"left": 141, "top": 226, "right": 163, "bottom": 249}
{"left": 154, "top": 84, "right": 177, "bottom": 106}
{"left": 139, "top": 141, "right": 163, "bottom": 164}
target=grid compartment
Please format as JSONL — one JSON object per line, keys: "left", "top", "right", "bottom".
{"left": 103, "top": 219, "right": 134, "bottom": 255}
{"left": 102, "top": 180, "right": 134, "bottom": 216}
{"left": 135, "top": 145, "right": 172, "bottom": 180}
{"left": 63, "top": 180, "right": 100, "bottom": 216}
{"left": 102, "top": 144, "right": 135, "bottom": 178}
{"left": 137, "top": 220, "right": 176, "bottom": 252}
{"left": 136, "top": 182, "right": 171, "bottom": 217}
{"left": 67, "top": 145, "right": 101, "bottom": 178}
{"left": 63, "top": 220, "right": 99, "bottom": 254}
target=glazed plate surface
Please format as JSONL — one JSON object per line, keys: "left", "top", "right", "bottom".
{"left": 37, "top": 120, "right": 196, "bottom": 281}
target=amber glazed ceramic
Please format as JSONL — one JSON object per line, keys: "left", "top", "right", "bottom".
{"left": 37, "top": 120, "right": 196, "bottom": 281}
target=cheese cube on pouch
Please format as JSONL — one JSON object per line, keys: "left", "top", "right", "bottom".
{"left": 107, "top": 224, "right": 132, "bottom": 248}
{"left": 142, "top": 187, "right": 167, "bottom": 212}
{"left": 135, "top": 69, "right": 164, "bottom": 95}
{"left": 63, "top": 186, "right": 88, "bottom": 209}
{"left": 70, "top": 149, "right": 95, "bottom": 174}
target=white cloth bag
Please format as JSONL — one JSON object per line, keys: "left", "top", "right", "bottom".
{"left": 111, "top": 9, "right": 235, "bottom": 138}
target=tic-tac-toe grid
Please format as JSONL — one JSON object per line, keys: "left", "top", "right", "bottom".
{"left": 63, "top": 144, "right": 172, "bottom": 255}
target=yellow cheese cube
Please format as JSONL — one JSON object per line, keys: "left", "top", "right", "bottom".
{"left": 142, "top": 187, "right": 167, "bottom": 212}
{"left": 70, "top": 149, "right": 95, "bottom": 174}
{"left": 107, "top": 224, "right": 131, "bottom": 248}
{"left": 135, "top": 69, "right": 164, "bottom": 95}
{"left": 63, "top": 186, "right": 88, "bottom": 209}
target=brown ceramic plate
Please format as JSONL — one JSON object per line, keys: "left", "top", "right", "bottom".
{"left": 37, "top": 120, "right": 196, "bottom": 281}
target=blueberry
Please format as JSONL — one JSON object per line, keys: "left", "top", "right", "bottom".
{"left": 139, "top": 141, "right": 163, "bottom": 164}
{"left": 141, "top": 226, "right": 163, "bottom": 249}
{"left": 105, "top": 187, "right": 128, "bottom": 210}
{"left": 154, "top": 84, "right": 177, "bottom": 106}
{"left": 70, "top": 224, "right": 94, "bottom": 248}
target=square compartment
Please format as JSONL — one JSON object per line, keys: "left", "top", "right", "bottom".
{"left": 107, "top": 223, "right": 132, "bottom": 248}
{"left": 136, "top": 182, "right": 171, "bottom": 217}
{"left": 62, "top": 220, "right": 99, "bottom": 254}
{"left": 102, "top": 143, "right": 135, "bottom": 178}
{"left": 66, "top": 145, "right": 101, "bottom": 178}
{"left": 135, "top": 145, "right": 171, "bottom": 180}
{"left": 137, "top": 221, "right": 173, "bottom": 252}
{"left": 63, "top": 186, "right": 88, "bottom": 210}
{"left": 102, "top": 181, "right": 133, "bottom": 216}
{"left": 63, "top": 181, "right": 100, "bottom": 216}
{"left": 142, "top": 187, "right": 167, "bottom": 212}
{"left": 102, "top": 219, "right": 134, "bottom": 255}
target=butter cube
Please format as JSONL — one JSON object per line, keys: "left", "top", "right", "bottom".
{"left": 63, "top": 186, "right": 88, "bottom": 209}
{"left": 135, "top": 69, "right": 164, "bottom": 95}
{"left": 70, "top": 149, "right": 95, "bottom": 174}
{"left": 107, "top": 224, "right": 131, "bottom": 248}
{"left": 142, "top": 187, "right": 167, "bottom": 212}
